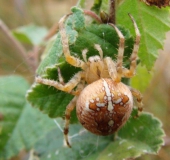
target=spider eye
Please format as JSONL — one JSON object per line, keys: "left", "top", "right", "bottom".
{"left": 94, "top": 56, "right": 101, "bottom": 62}
{"left": 88, "top": 56, "right": 101, "bottom": 62}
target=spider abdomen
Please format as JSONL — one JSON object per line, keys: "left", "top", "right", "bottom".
{"left": 76, "top": 78, "right": 133, "bottom": 135}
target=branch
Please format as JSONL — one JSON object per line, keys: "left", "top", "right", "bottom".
{"left": 84, "top": 10, "right": 102, "bottom": 23}
{"left": 43, "top": 21, "right": 59, "bottom": 41}
{"left": 109, "top": 0, "right": 116, "bottom": 24}
{"left": 0, "top": 19, "right": 34, "bottom": 74}
{"left": 44, "top": 10, "right": 102, "bottom": 42}
{"left": 164, "top": 136, "right": 170, "bottom": 147}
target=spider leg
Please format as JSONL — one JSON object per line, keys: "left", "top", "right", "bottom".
{"left": 122, "top": 14, "right": 140, "bottom": 78}
{"left": 57, "top": 67, "right": 79, "bottom": 95}
{"left": 109, "top": 23, "right": 125, "bottom": 82}
{"left": 64, "top": 96, "right": 77, "bottom": 147}
{"left": 129, "top": 86, "right": 143, "bottom": 116}
{"left": 64, "top": 82, "right": 85, "bottom": 147}
{"left": 57, "top": 67, "right": 65, "bottom": 85}
{"left": 82, "top": 49, "right": 88, "bottom": 63}
{"left": 59, "top": 15, "right": 86, "bottom": 69}
{"left": 94, "top": 44, "right": 103, "bottom": 59}
{"left": 36, "top": 71, "right": 84, "bottom": 93}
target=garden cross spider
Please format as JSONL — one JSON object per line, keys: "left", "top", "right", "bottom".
{"left": 36, "top": 13, "right": 143, "bottom": 147}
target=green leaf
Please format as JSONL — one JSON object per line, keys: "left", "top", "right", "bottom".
{"left": 91, "top": 0, "right": 109, "bottom": 14}
{"left": 37, "top": 7, "right": 85, "bottom": 74}
{"left": 12, "top": 24, "right": 48, "bottom": 45}
{"left": 33, "top": 118, "right": 112, "bottom": 160}
{"left": 91, "top": 0, "right": 103, "bottom": 13}
{"left": 131, "top": 64, "right": 152, "bottom": 92}
{"left": 4, "top": 104, "right": 56, "bottom": 159}
{"left": 117, "top": 0, "right": 170, "bottom": 69}
{"left": 0, "top": 75, "right": 57, "bottom": 159}
{"left": 0, "top": 77, "right": 164, "bottom": 160}
{"left": 25, "top": 5, "right": 165, "bottom": 159}
{"left": 0, "top": 74, "right": 111, "bottom": 159}
{"left": 31, "top": 110, "right": 163, "bottom": 160}
{"left": 0, "top": 76, "right": 30, "bottom": 158}
{"left": 27, "top": 65, "right": 78, "bottom": 122}
{"left": 101, "top": 0, "right": 109, "bottom": 12}
{"left": 87, "top": 110, "right": 164, "bottom": 160}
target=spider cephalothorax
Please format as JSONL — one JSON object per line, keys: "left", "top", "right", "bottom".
{"left": 36, "top": 13, "right": 143, "bottom": 147}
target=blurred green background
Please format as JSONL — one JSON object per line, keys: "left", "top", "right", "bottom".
{"left": 0, "top": 0, "right": 170, "bottom": 159}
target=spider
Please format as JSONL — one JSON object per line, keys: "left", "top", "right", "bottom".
{"left": 36, "top": 13, "right": 143, "bottom": 148}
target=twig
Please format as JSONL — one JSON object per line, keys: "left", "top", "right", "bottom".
{"left": 27, "top": 46, "right": 40, "bottom": 72}
{"left": 164, "top": 136, "right": 170, "bottom": 147}
{"left": 0, "top": 19, "right": 34, "bottom": 74}
{"left": 44, "top": 9, "right": 102, "bottom": 42}
{"left": 109, "top": 0, "right": 116, "bottom": 24}
{"left": 43, "top": 21, "right": 59, "bottom": 41}
{"left": 84, "top": 10, "right": 102, "bottom": 23}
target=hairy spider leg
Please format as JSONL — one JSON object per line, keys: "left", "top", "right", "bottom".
{"left": 109, "top": 23, "right": 125, "bottom": 82}
{"left": 57, "top": 67, "right": 82, "bottom": 96}
{"left": 36, "top": 73, "right": 85, "bottom": 148}
{"left": 35, "top": 71, "right": 83, "bottom": 93}
{"left": 129, "top": 86, "right": 143, "bottom": 116}
{"left": 57, "top": 67, "right": 65, "bottom": 85}
{"left": 59, "top": 15, "right": 86, "bottom": 69}
{"left": 64, "top": 81, "right": 85, "bottom": 147}
{"left": 64, "top": 96, "right": 77, "bottom": 148}
{"left": 109, "top": 15, "right": 142, "bottom": 115}
{"left": 82, "top": 49, "right": 88, "bottom": 63}
{"left": 94, "top": 44, "right": 103, "bottom": 60}
{"left": 122, "top": 14, "right": 141, "bottom": 78}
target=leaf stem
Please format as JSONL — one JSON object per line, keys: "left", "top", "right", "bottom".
{"left": 84, "top": 10, "right": 102, "bottom": 23}
{"left": 44, "top": 9, "right": 103, "bottom": 42}
{"left": 0, "top": 19, "right": 34, "bottom": 74}
{"left": 43, "top": 21, "right": 59, "bottom": 41}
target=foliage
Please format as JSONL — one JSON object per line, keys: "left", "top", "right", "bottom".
{"left": 117, "top": 0, "right": 170, "bottom": 69}
{"left": 0, "top": 76, "right": 164, "bottom": 159}
{"left": 12, "top": 24, "right": 48, "bottom": 45}
{"left": 0, "top": 76, "right": 55, "bottom": 159}
{"left": 1, "top": 0, "right": 170, "bottom": 159}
